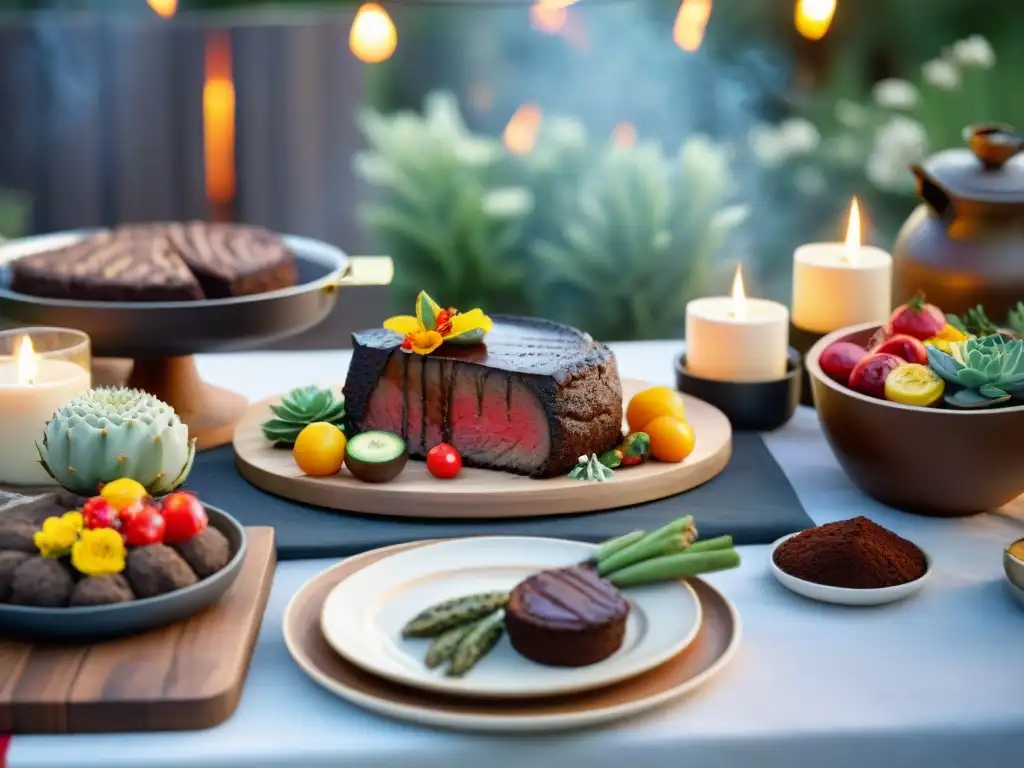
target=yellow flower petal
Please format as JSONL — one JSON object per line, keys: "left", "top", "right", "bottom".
{"left": 62, "top": 511, "right": 84, "bottom": 533}
{"left": 71, "top": 528, "right": 126, "bottom": 576}
{"left": 383, "top": 315, "right": 422, "bottom": 335}
{"left": 409, "top": 330, "right": 444, "bottom": 355}
{"left": 446, "top": 308, "right": 493, "bottom": 339}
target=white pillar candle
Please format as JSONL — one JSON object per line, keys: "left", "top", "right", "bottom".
{"left": 685, "top": 266, "right": 790, "bottom": 382}
{"left": 0, "top": 332, "right": 91, "bottom": 486}
{"left": 791, "top": 198, "right": 893, "bottom": 334}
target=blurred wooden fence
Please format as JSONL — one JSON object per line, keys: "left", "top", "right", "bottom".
{"left": 0, "top": 11, "right": 367, "bottom": 254}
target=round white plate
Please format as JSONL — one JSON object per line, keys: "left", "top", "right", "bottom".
{"left": 768, "top": 533, "right": 932, "bottom": 606}
{"left": 320, "top": 536, "right": 702, "bottom": 699}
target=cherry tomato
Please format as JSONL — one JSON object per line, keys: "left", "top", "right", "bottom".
{"left": 81, "top": 496, "right": 119, "bottom": 530}
{"left": 888, "top": 293, "right": 945, "bottom": 340}
{"left": 848, "top": 353, "right": 903, "bottom": 399}
{"left": 426, "top": 443, "right": 462, "bottom": 479}
{"left": 819, "top": 341, "right": 868, "bottom": 386}
{"left": 872, "top": 334, "right": 929, "bottom": 365}
{"left": 160, "top": 492, "right": 209, "bottom": 544}
{"left": 120, "top": 501, "right": 166, "bottom": 547}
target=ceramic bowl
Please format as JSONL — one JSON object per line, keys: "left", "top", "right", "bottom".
{"left": 1004, "top": 539, "right": 1024, "bottom": 607}
{"left": 769, "top": 533, "right": 932, "bottom": 606}
{"left": 0, "top": 504, "right": 247, "bottom": 642}
{"left": 806, "top": 322, "right": 1024, "bottom": 516}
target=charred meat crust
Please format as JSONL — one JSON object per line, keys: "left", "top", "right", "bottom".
{"left": 342, "top": 316, "right": 623, "bottom": 478}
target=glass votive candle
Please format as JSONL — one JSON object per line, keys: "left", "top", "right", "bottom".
{"left": 0, "top": 328, "right": 91, "bottom": 486}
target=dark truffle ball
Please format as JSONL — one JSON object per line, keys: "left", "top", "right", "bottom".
{"left": 70, "top": 574, "right": 135, "bottom": 607}
{"left": 125, "top": 544, "right": 198, "bottom": 598}
{"left": 172, "top": 527, "right": 231, "bottom": 579}
{"left": 9, "top": 556, "right": 74, "bottom": 607}
{"left": 0, "top": 550, "right": 31, "bottom": 602}
{"left": 0, "top": 519, "right": 40, "bottom": 553}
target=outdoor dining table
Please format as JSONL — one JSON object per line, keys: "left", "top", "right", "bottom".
{"left": 5, "top": 341, "right": 1023, "bottom": 768}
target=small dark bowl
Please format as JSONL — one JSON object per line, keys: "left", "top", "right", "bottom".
{"left": 0, "top": 505, "right": 246, "bottom": 643}
{"left": 674, "top": 347, "right": 802, "bottom": 431}
{"left": 807, "top": 322, "right": 1024, "bottom": 516}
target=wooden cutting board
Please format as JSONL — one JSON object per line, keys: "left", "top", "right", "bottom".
{"left": 0, "top": 527, "right": 276, "bottom": 734}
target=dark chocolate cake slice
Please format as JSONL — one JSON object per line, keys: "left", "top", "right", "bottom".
{"left": 9, "top": 231, "right": 204, "bottom": 302}
{"left": 505, "top": 563, "right": 630, "bottom": 667}
{"left": 165, "top": 221, "right": 297, "bottom": 299}
{"left": 343, "top": 316, "right": 624, "bottom": 478}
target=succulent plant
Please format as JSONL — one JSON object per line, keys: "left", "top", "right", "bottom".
{"left": 926, "top": 335, "right": 1024, "bottom": 408}
{"left": 1008, "top": 302, "right": 1024, "bottom": 335}
{"left": 947, "top": 305, "right": 1000, "bottom": 338}
{"left": 36, "top": 387, "right": 195, "bottom": 496}
{"left": 260, "top": 386, "right": 347, "bottom": 446}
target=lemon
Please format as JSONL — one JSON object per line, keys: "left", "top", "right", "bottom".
{"left": 293, "top": 422, "right": 347, "bottom": 477}
{"left": 99, "top": 477, "right": 149, "bottom": 510}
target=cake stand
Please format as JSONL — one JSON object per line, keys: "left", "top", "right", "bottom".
{"left": 0, "top": 231, "right": 349, "bottom": 450}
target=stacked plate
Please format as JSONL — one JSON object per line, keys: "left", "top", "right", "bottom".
{"left": 283, "top": 536, "right": 742, "bottom": 732}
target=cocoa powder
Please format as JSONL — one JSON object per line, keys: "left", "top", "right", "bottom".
{"left": 773, "top": 516, "right": 927, "bottom": 589}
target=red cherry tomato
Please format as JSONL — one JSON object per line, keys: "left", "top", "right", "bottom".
{"left": 887, "top": 293, "right": 945, "bottom": 340}
{"left": 426, "top": 443, "right": 462, "bottom": 479}
{"left": 160, "top": 492, "right": 209, "bottom": 544}
{"left": 848, "top": 353, "right": 903, "bottom": 399}
{"left": 871, "top": 334, "right": 929, "bottom": 365}
{"left": 120, "top": 501, "right": 166, "bottom": 547}
{"left": 81, "top": 496, "right": 119, "bottom": 530}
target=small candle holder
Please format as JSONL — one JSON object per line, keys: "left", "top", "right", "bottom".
{"left": 674, "top": 346, "right": 803, "bottom": 431}
{"left": 0, "top": 327, "right": 92, "bottom": 487}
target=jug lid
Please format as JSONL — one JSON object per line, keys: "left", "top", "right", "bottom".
{"left": 917, "top": 124, "right": 1024, "bottom": 204}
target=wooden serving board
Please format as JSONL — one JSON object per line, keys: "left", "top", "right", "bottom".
{"left": 0, "top": 527, "right": 276, "bottom": 734}
{"left": 233, "top": 379, "right": 732, "bottom": 519}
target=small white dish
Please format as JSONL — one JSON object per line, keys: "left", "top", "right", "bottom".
{"left": 768, "top": 533, "right": 931, "bottom": 606}
{"left": 320, "top": 536, "right": 702, "bottom": 699}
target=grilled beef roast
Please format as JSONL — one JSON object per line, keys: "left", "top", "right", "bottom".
{"left": 343, "top": 316, "right": 623, "bottom": 478}
{"left": 505, "top": 563, "right": 630, "bottom": 667}
{"left": 8, "top": 222, "right": 296, "bottom": 302}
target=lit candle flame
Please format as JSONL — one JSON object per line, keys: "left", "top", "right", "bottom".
{"left": 844, "top": 197, "right": 861, "bottom": 263}
{"left": 730, "top": 265, "right": 748, "bottom": 321}
{"left": 203, "top": 32, "right": 235, "bottom": 206}
{"left": 349, "top": 2, "right": 398, "bottom": 64}
{"left": 503, "top": 104, "right": 542, "bottom": 156}
{"left": 611, "top": 122, "right": 636, "bottom": 147}
{"left": 15, "top": 335, "right": 38, "bottom": 386}
{"left": 794, "top": 0, "right": 836, "bottom": 41}
{"left": 147, "top": 0, "right": 178, "bottom": 19}
{"left": 673, "top": 0, "right": 712, "bottom": 53}
{"left": 530, "top": 1, "right": 567, "bottom": 34}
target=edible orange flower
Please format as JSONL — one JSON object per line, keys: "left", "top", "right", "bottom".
{"left": 71, "top": 528, "right": 126, "bottom": 576}
{"left": 383, "top": 290, "right": 492, "bottom": 355}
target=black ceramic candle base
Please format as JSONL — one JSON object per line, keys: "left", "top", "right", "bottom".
{"left": 790, "top": 325, "right": 826, "bottom": 407}
{"left": 674, "top": 347, "right": 803, "bottom": 432}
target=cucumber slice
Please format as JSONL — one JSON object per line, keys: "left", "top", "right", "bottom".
{"left": 344, "top": 431, "right": 409, "bottom": 483}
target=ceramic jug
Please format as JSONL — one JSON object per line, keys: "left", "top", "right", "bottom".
{"left": 893, "top": 124, "right": 1024, "bottom": 321}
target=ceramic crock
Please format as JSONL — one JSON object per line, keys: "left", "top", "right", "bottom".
{"left": 893, "top": 124, "right": 1024, "bottom": 320}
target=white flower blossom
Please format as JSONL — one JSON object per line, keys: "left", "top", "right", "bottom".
{"left": 747, "top": 123, "right": 788, "bottom": 167}
{"left": 865, "top": 115, "right": 928, "bottom": 192}
{"left": 825, "top": 134, "right": 865, "bottom": 167}
{"left": 922, "top": 58, "right": 961, "bottom": 90}
{"left": 872, "top": 78, "right": 920, "bottom": 110}
{"left": 793, "top": 166, "right": 828, "bottom": 196}
{"left": 777, "top": 117, "right": 821, "bottom": 154}
{"left": 834, "top": 99, "right": 868, "bottom": 128}
{"left": 952, "top": 35, "right": 996, "bottom": 69}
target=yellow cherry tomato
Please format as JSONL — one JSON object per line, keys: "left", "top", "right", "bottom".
{"left": 884, "top": 363, "right": 945, "bottom": 407}
{"left": 293, "top": 422, "right": 347, "bottom": 477}
{"left": 644, "top": 416, "right": 696, "bottom": 463}
{"left": 626, "top": 386, "right": 686, "bottom": 434}
{"left": 99, "top": 477, "right": 149, "bottom": 510}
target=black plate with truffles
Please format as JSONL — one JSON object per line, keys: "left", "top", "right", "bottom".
{"left": 0, "top": 488, "right": 247, "bottom": 642}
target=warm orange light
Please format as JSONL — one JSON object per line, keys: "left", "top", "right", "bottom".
{"left": 147, "top": 0, "right": 177, "bottom": 19}
{"left": 730, "top": 265, "right": 748, "bottom": 321}
{"left": 14, "top": 335, "right": 37, "bottom": 386}
{"left": 673, "top": 0, "right": 712, "bottom": 52}
{"left": 843, "top": 197, "right": 861, "bottom": 263}
{"left": 795, "top": 0, "right": 836, "bottom": 41}
{"left": 203, "top": 33, "right": 236, "bottom": 206}
{"left": 611, "top": 122, "right": 637, "bottom": 148}
{"left": 530, "top": 2, "right": 567, "bottom": 34}
{"left": 503, "top": 104, "right": 542, "bottom": 156}
{"left": 350, "top": 3, "right": 397, "bottom": 64}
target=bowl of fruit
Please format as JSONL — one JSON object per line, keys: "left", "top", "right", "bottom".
{"left": 806, "top": 294, "right": 1024, "bottom": 516}
{"left": 0, "top": 480, "right": 247, "bottom": 642}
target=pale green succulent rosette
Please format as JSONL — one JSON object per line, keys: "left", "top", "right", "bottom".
{"left": 926, "top": 335, "right": 1024, "bottom": 408}
{"left": 36, "top": 387, "right": 196, "bottom": 496}
{"left": 260, "top": 385, "right": 347, "bottom": 446}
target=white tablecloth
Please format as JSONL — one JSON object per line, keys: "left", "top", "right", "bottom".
{"left": 10, "top": 342, "right": 1024, "bottom": 768}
